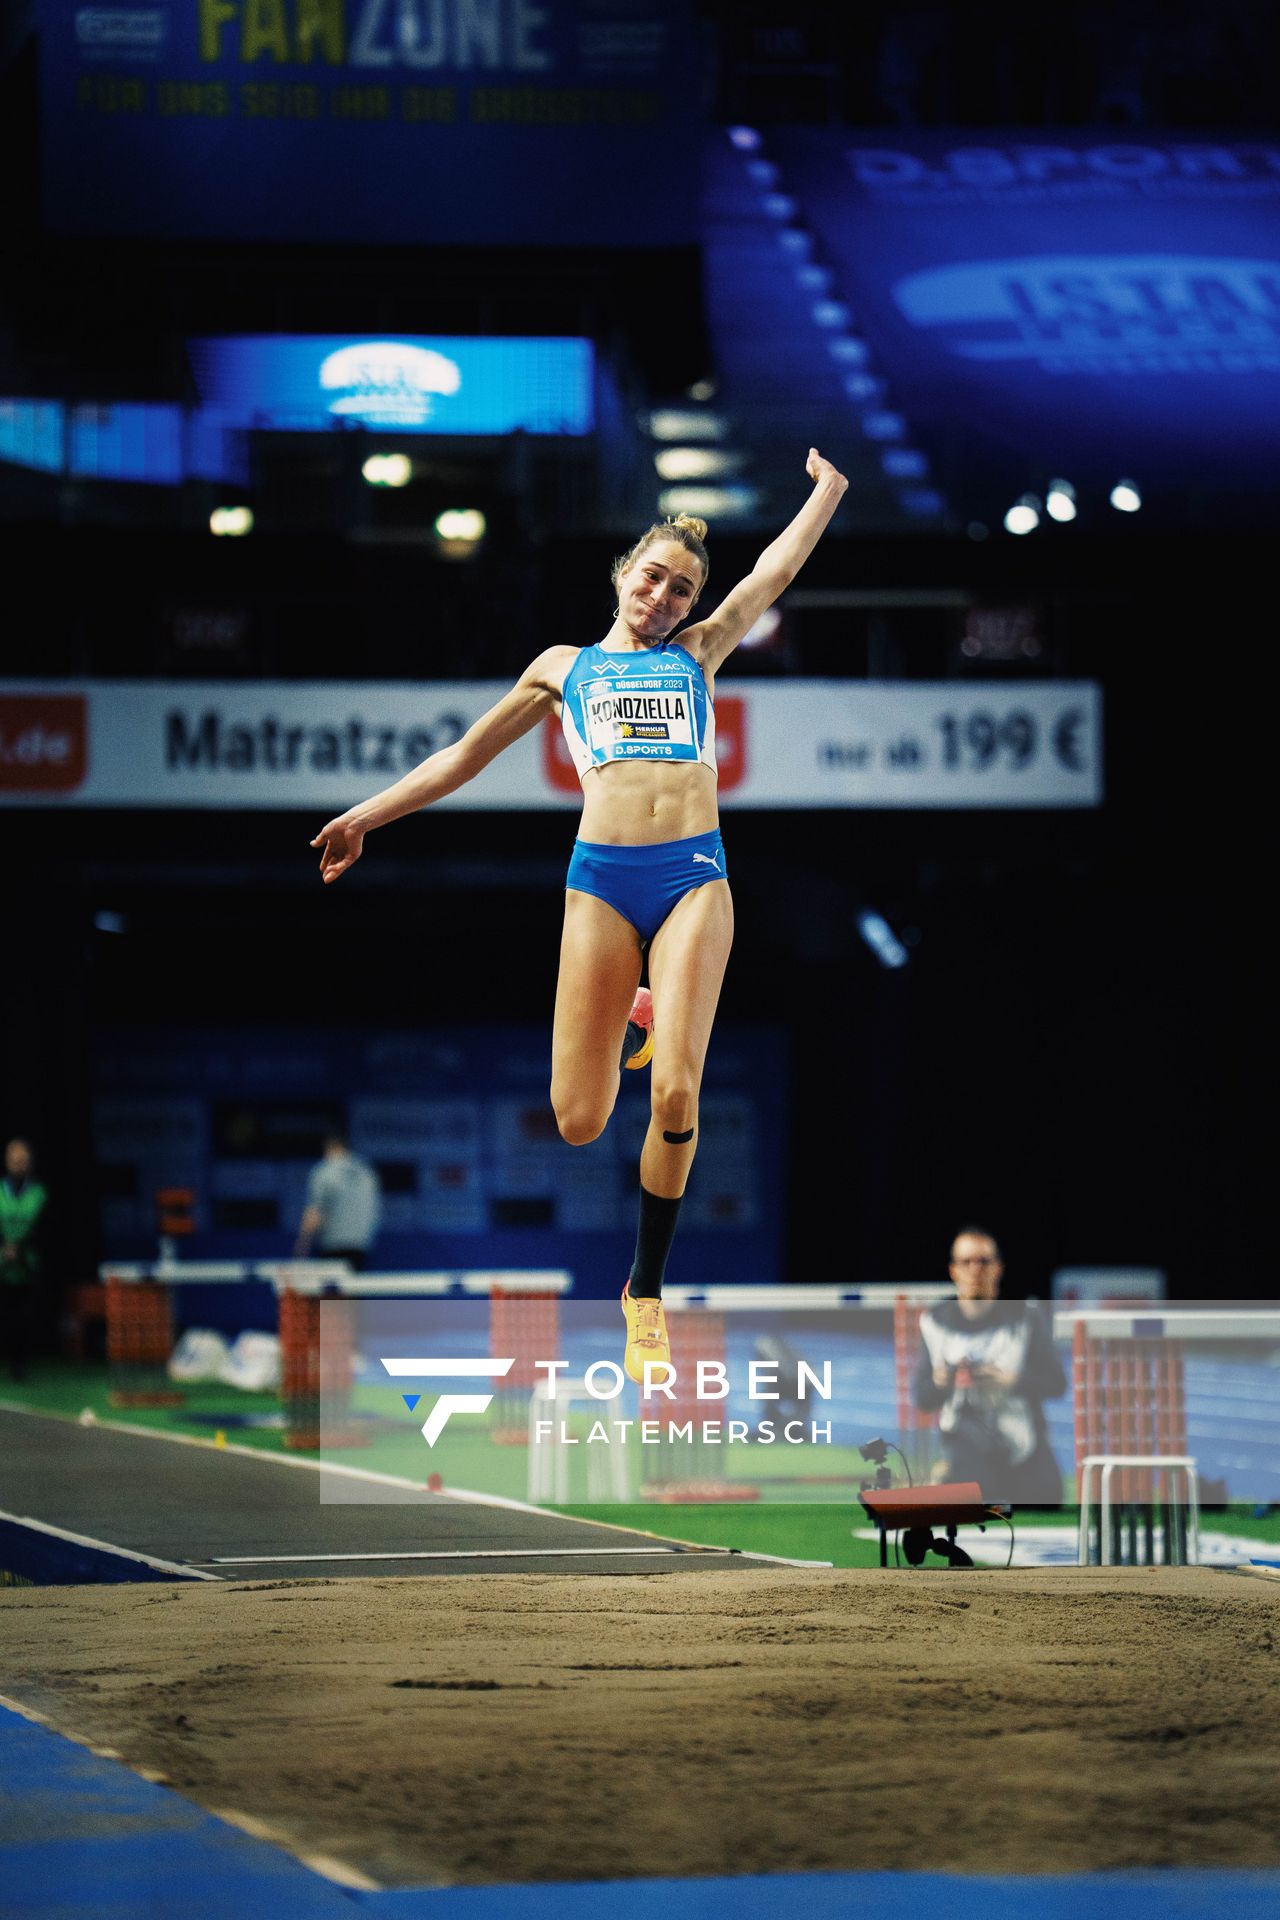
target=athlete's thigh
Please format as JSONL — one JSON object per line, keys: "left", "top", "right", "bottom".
{"left": 551, "top": 888, "right": 644, "bottom": 1097}
{"left": 646, "top": 879, "right": 734, "bottom": 1082}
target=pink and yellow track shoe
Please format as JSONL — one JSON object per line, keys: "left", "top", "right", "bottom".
{"left": 624, "top": 986, "right": 654, "bottom": 1071}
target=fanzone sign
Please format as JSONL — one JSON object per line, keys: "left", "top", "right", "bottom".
{"left": 0, "top": 681, "right": 1101, "bottom": 809}
{"left": 39, "top": 0, "right": 697, "bottom": 246}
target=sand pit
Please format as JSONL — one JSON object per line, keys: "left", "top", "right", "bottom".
{"left": 2, "top": 1567, "right": 1277, "bottom": 1887}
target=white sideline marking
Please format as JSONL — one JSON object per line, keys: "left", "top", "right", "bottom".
{"left": 0, "top": 1505, "right": 218, "bottom": 1581}
{"left": 210, "top": 1547, "right": 715, "bottom": 1564}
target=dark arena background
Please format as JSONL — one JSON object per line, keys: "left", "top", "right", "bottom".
{"left": 1, "top": 4, "right": 1278, "bottom": 1917}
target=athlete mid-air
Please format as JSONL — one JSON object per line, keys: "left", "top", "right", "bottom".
{"left": 311, "top": 448, "right": 848, "bottom": 1379}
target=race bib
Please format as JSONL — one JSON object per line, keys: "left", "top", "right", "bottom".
{"left": 583, "top": 674, "right": 697, "bottom": 762}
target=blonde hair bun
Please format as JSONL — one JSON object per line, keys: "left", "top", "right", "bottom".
{"left": 669, "top": 513, "right": 709, "bottom": 542}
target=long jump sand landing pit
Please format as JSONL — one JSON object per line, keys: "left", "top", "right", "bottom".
{"left": 2, "top": 1566, "right": 1277, "bottom": 1888}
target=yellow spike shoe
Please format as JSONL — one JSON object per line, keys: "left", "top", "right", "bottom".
{"left": 621, "top": 1279, "right": 671, "bottom": 1386}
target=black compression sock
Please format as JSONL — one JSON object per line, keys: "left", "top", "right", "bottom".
{"left": 628, "top": 1184, "right": 682, "bottom": 1299}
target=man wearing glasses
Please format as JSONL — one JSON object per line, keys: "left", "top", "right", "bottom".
{"left": 913, "top": 1226, "right": 1067, "bottom": 1503}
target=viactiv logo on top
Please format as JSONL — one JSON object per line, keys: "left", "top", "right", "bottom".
{"left": 892, "top": 254, "right": 1280, "bottom": 375}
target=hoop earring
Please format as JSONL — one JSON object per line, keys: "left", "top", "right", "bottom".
{"left": 611, "top": 606, "right": 619, "bottom": 618}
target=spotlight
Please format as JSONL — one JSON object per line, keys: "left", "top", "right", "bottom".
{"left": 1110, "top": 479, "right": 1142, "bottom": 513}
{"left": 843, "top": 373, "right": 882, "bottom": 403}
{"left": 1003, "top": 495, "right": 1041, "bottom": 536}
{"left": 882, "top": 449, "right": 929, "bottom": 480}
{"left": 434, "top": 508, "right": 486, "bottom": 544}
{"left": 1045, "top": 479, "right": 1076, "bottom": 523}
{"left": 654, "top": 447, "right": 740, "bottom": 482}
{"left": 209, "top": 505, "right": 253, "bottom": 536}
{"left": 861, "top": 410, "right": 906, "bottom": 442}
{"left": 658, "top": 485, "right": 759, "bottom": 519}
{"left": 648, "top": 410, "right": 728, "bottom": 442}
{"left": 728, "top": 126, "right": 762, "bottom": 152}
{"left": 363, "top": 453, "right": 412, "bottom": 488}
{"left": 857, "top": 911, "right": 909, "bottom": 970}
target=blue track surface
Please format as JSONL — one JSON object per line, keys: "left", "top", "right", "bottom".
{"left": 5, "top": 1705, "right": 1279, "bottom": 1920}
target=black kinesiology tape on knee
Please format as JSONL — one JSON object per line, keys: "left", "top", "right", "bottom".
{"left": 663, "top": 1127, "right": 695, "bottom": 1145}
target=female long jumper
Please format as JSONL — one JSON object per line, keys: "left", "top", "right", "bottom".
{"left": 311, "top": 447, "right": 848, "bottom": 1381}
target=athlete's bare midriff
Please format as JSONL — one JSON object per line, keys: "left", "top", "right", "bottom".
{"left": 576, "top": 757, "right": 720, "bottom": 846}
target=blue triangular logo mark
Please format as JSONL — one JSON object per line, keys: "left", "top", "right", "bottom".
{"left": 402, "top": 1394, "right": 421, "bottom": 1412}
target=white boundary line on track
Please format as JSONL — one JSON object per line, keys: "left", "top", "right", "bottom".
{"left": 208, "top": 1548, "right": 834, "bottom": 1568}
{"left": 0, "top": 1505, "right": 220, "bottom": 1581}
{"left": 209, "top": 1548, "right": 725, "bottom": 1563}
{"left": 0, "top": 1401, "right": 830, "bottom": 1567}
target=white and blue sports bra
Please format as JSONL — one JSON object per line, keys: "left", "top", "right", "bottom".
{"left": 559, "top": 642, "right": 717, "bottom": 780}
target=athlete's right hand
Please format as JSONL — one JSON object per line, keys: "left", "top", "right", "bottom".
{"left": 311, "top": 817, "right": 365, "bottom": 884}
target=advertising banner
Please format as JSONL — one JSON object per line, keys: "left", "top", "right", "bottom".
{"left": 0, "top": 680, "right": 1102, "bottom": 809}
{"left": 765, "top": 130, "right": 1280, "bottom": 492}
{"left": 185, "top": 334, "right": 594, "bottom": 433}
{"left": 38, "top": 0, "right": 696, "bottom": 243}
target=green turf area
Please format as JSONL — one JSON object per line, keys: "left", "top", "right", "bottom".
{"left": 562, "top": 1502, "right": 881, "bottom": 1567}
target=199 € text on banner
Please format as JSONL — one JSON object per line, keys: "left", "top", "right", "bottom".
{"left": 0, "top": 682, "right": 1101, "bottom": 809}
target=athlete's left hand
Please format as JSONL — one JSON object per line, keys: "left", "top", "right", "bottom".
{"left": 806, "top": 447, "right": 848, "bottom": 491}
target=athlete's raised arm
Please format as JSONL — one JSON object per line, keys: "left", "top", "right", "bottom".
{"left": 310, "top": 645, "right": 575, "bottom": 883}
{"left": 683, "top": 448, "right": 847, "bottom": 676}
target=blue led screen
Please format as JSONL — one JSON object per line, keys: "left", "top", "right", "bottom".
{"left": 185, "top": 335, "right": 594, "bottom": 433}
{"left": 763, "top": 132, "right": 1280, "bottom": 498}
{"left": 0, "top": 400, "right": 248, "bottom": 484}
{"left": 39, "top": 0, "right": 696, "bottom": 245}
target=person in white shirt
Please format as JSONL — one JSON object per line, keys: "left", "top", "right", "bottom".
{"left": 295, "top": 1133, "right": 381, "bottom": 1272}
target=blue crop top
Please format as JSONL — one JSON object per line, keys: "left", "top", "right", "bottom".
{"left": 559, "top": 642, "right": 717, "bottom": 779}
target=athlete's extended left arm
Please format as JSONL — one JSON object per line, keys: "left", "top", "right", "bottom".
{"left": 689, "top": 448, "right": 848, "bottom": 675}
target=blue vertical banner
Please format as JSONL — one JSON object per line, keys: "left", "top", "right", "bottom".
{"left": 39, "top": 0, "right": 697, "bottom": 243}
{"left": 763, "top": 131, "right": 1280, "bottom": 493}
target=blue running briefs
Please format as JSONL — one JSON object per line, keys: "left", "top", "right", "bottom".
{"left": 566, "top": 830, "right": 728, "bottom": 942}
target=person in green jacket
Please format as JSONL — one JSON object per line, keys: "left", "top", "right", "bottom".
{"left": 1, "top": 1138, "right": 47, "bottom": 1381}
